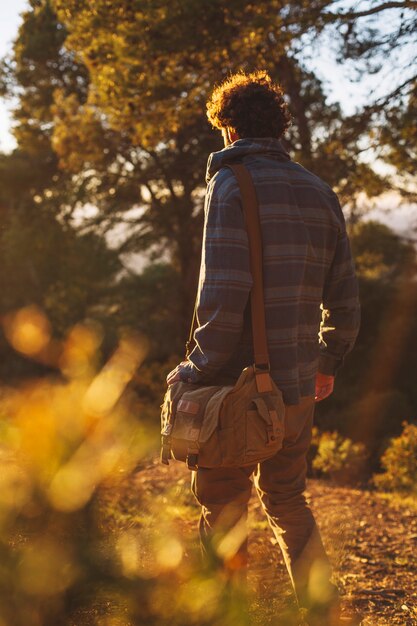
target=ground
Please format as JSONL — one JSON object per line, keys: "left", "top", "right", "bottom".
{"left": 99, "top": 458, "right": 417, "bottom": 626}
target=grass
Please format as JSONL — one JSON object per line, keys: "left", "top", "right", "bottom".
{"left": 375, "top": 490, "right": 417, "bottom": 513}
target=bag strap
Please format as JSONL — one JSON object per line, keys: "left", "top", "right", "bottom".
{"left": 185, "top": 163, "right": 272, "bottom": 391}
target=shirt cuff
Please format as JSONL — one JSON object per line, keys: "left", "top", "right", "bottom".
{"left": 178, "top": 362, "right": 204, "bottom": 384}
{"left": 318, "top": 354, "right": 343, "bottom": 376}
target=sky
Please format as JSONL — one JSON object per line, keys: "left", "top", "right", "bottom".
{"left": 0, "top": 0, "right": 28, "bottom": 152}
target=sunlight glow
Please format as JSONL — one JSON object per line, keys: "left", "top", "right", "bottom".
{"left": 4, "top": 306, "right": 51, "bottom": 356}
{"left": 83, "top": 336, "right": 148, "bottom": 415}
{"left": 155, "top": 536, "right": 183, "bottom": 570}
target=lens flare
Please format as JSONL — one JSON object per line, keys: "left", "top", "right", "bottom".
{"left": 3, "top": 306, "right": 51, "bottom": 356}
{"left": 155, "top": 536, "right": 183, "bottom": 570}
{"left": 59, "top": 322, "right": 103, "bottom": 378}
{"left": 83, "top": 335, "right": 148, "bottom": 415}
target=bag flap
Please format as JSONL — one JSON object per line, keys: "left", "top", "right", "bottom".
{"left": 172, "top": 384, "right": 232, "bottom": 442}
{"left": 199, "top": 385, "right": 234, "bottom": 442}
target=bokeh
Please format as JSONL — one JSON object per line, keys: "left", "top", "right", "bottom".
{"left": 0, "top": 1, "right": 416, "bottom": 624}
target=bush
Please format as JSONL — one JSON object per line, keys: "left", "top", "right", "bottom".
{"left": 373, "top": 422, "right": 417, "bottom": 494}
{"left": 315, "top": 388, "right": 413, "bottom": 473}
{"left": 312, "top": 431, "right": 367, "bottom": 484}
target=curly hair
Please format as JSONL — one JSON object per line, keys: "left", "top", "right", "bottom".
{"left": 206, "top": 70, "right": 291, "bottom": 139}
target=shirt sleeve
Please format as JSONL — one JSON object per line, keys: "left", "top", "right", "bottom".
{"left": 179, "top": 170, "right": 253, "bottom": 384}
{"left": 318, "top": 196, "right": 361, "bottom": 376}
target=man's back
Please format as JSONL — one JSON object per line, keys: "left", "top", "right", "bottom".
{"left": 183, "top": 137, "right": 360, "bottom": 405}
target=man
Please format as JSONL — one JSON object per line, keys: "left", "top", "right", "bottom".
{"left": 167, "top": 71, "right": 361, "bottom": 626}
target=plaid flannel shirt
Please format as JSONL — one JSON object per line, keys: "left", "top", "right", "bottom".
{"left": 179, "top": 138, "right": 360, "bottom": 405}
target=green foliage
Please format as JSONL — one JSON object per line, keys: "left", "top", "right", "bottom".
{"left": 0, "top": 210, "right": 119, "bottom": 321}
{"left": 315, "top": 225, "right": 417, "bottom": 463}
{"left": 313, "top": 431, "right": 367, "bottom": 484}
{"left": 380, "top": 81, "right": 417, "bottom": 178}
{"left": 116, "top": 263, "right": 185, "bottom": 359}
{"left": 373, "top": 422, "right": 417, "bottom": 495}
{"left": 0, "top": 179, "right": 122, "bottom": 377}
{"left": 50, "top": 0, "right": 389, "bottom": 201}
{"left": 350, "top": 220, "right": 416, "bottom": 280}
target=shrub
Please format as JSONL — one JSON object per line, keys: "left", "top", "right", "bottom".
{"left": 312, "top": 431, "right": 367, "bottom": 484}
{"left": 373, "top": 422, "right": 417, "bottom": 494}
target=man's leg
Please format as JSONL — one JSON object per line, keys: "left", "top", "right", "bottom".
{"left": 254, "top": 396, "right": 340, "bottom": 621}
{"left": 191, "top": 465, "right": 255, "bottom": 578}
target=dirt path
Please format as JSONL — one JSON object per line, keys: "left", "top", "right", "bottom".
{"left": 101, "top": 459, "right": 417, "bottom": 626}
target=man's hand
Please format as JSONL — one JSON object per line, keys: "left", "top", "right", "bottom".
{"left": 166, "top": 360, "right": 189, "bottom": 385}
{"left": 315, "top": 372, "right": 335, "bottom": 402}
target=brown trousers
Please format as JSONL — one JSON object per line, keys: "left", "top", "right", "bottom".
{"left": 191, "top": 396, "right": 338, "bottom": 613}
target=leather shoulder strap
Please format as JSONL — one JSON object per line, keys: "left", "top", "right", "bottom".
{"left": 185, "top": 163, "right": 270, "bottom": 375}
{"left": 227, "top": 164, "right": 270, "bottom": 371}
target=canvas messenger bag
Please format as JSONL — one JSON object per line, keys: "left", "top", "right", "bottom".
{"left": 160, "top": 163, "right": 286, "bottom": 470}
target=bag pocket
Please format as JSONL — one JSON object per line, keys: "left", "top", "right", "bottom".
{"left": 244, "top": 397, "right": 285, "bottom": 462}
{"left": 171, "top": 384, "right": 231, "bottom": 442}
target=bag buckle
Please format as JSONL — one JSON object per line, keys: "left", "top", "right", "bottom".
{"left": 186, "top": 453, "right": 199, "bottom": 470}
{"left": 254, "top": 362, "right": 270, "bottom": 373}
{"left": 266, "top": 427, "right": 277, "bottom": 445}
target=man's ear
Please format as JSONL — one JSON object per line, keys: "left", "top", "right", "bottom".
{"left": 228, "top": 128, "right": 239, "bottom": 143}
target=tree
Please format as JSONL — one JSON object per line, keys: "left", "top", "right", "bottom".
{"left": 51, "top": 0, "right": 388, "bottom": 193}
{"left": 323, "top": 1, "right": 417, "bottom": 197}
{"left": 47, "top": 0, "right": 391, "bottom": 329}
{"left": 0, "top": 0, "right": 89, "bottom": 206}
{"left": 0, "top": 149, "right": 122, "bottom": 379}
{"left": 350, "top": 220, "right": 416, "bottom": 280}
{"left": 3, "top": 1, "right": 415, "bottom": 351}
{"left": 0, "top": 1, "right": 122, "bottom": 378}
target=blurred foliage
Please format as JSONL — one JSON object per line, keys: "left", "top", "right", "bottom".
{"left": 312, "top": 431, "right": 368, "bottom": 485}
{"left": 0, "top": 313, "right": 252, "bottom": 626}
{"left": 115, "top": 263, "right": 184, "bottom": 362}
{"left": 373, "top": 422, "right": 417, "bottom": 495}
{"left": 314, "top": 221, "right": 417, "bottom": 471}
{"left": 0, "top": 207, "right": 120, "bottom": 329}
{"left": 350, "top": 220, "right": 416, "bottom": 280}
{"left": 0, "top": 0, "right": 123, "bottom": 377}
{"left": 0, "top": 160, "right": 122, "bottom": 378}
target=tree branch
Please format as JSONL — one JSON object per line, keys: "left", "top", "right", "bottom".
{"left": 372, "top": 74, "right": 417, "bottom": 108}
{"left": 327, "top": 1, "right": 417, "bottom": 20}
{"left": 140, "top": 146, "right": 179, "bottom": 202}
